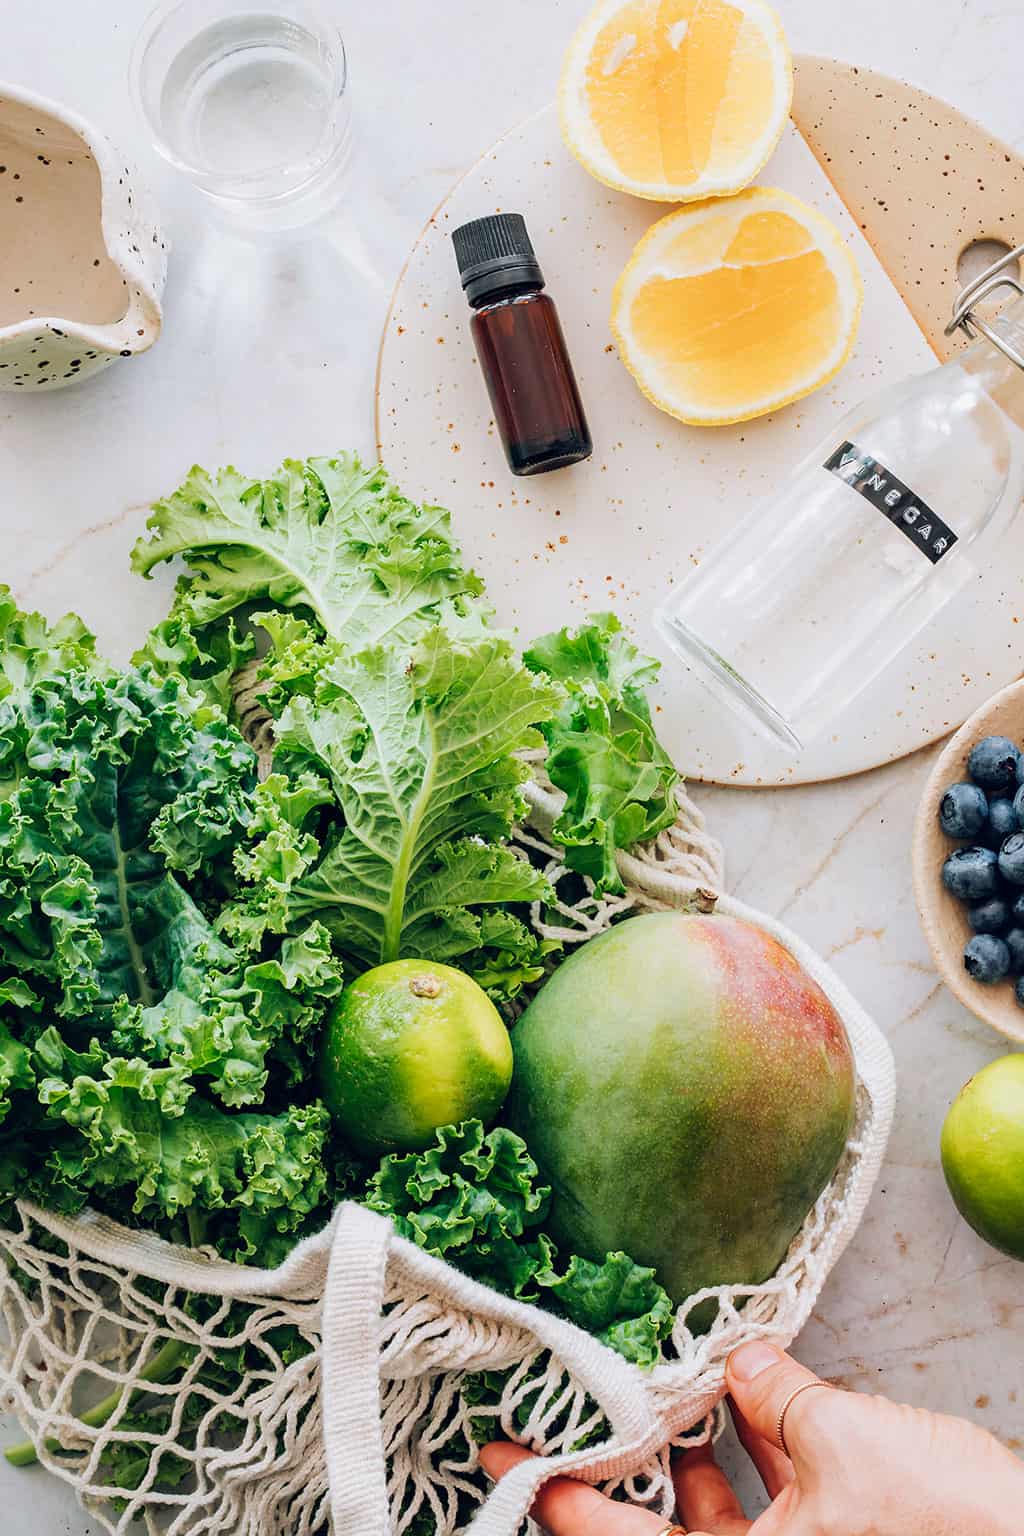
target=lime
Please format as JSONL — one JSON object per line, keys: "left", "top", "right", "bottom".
{"left": 941, "top": 1054, "right": 1024, "bottom": 1260}
{"left": 319, "top": 959, "right": 513, "bottom": 1155}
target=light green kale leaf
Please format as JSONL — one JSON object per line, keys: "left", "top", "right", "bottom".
{"left": 130, "top": 453, "right": 486, "bottom": 651}
{"left": 114, "top": 880, "right": 343, "bottom": 1107}
{"left": 37, "top": 1024, "right": 330, "bottom": 1231}
{"left": 366, "top": 1121, "right": 676, "bottom": 1362}
{"left": 535, "top": 1250, "right": 674, "bottom": 1368}
{"left": 524, "top": 613, "right": 680, "bottom": 894}
{"left": 462, "top": 909, "right": 560, "bottom": 1001}
{"left": 0, "top": 589, "right": 107, "bottom": 813}
{"left": 227, "top": 625, "right": 562, "bottom": 982}
{"left": 0, "top": 586, "right": 105, "bottom": 708}
{"left": 365, "top": 1120, "right": 552, "bottom": 1299}
{"left": 133, "top": 613, "right": 256, "bottom": 720}
{"left": 230, "top": 769, "right": 333, "bottom": 907}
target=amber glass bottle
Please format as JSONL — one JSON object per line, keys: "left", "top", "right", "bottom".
{"left": 452, "top": 213, "right": 592, "bottom": 476}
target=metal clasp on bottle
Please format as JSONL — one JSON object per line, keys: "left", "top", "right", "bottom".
{"left": 945, "top": 241, "right": 1024, "bottom": 371}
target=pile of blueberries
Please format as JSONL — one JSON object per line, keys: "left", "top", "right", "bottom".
{"left": 941, "top": 734, "right": 1024, "bottom": 1000}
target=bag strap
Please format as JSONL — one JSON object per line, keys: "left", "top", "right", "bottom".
{"left": 467, "top": 1418, "right": 668, "bottom": 1536}
{"left": 321, "top": 1201, "right": 393, "bottom": 1536}
{"left": 466, "top": 1309, "right": 665, "bottom": 1536}
{"left": 321, "top": 1202, "right": 667, "bottom": 1536}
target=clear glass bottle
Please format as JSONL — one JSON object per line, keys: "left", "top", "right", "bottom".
{"left": 656, "top": 267, "right": 1024, "bottom": 752}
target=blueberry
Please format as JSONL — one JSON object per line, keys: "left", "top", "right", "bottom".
{"left": 968, "top": 897, "right": 1010, "bottom": 933}
{"left": 1012, "top": 892, "right": 1024, "bottom": 924}
{"left": 939, "top": 782, "right": 989, "bottom": 839}
{"left": 987, "top": 798, "right": 1019, "bottom": 845}
{"left": 1017, "top": 755, "right": 1024, "bottom": 789}
{"left": 1005, "top": 928, "right": 1024, "bottom": 972}
{"left": 968, "top": 735, "right": 1021, "bottom": 791}
{"left": 942, "top": 845, "right": 1000, "bottom": 901}
{"left": 1016, "top": 975, "right": 1024, "bottom": 1008}
{"left": 964, "top": 933, "right": 1011, "bottom": 983}
{"left": 999, "top": 832, "right": 1024, "bottom": 886}
{"left": 1013, "top": 783, "right": 1024, "bottom": 828}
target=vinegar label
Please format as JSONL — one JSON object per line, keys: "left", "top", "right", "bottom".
{"left": 824, "top": 442, "right": 958, "bottom": 564}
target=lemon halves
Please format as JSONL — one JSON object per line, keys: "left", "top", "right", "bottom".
{"left": 610, "top": 188, "right": 864, "bottom": 426}
{"left": 560, "top": 0, "right": 792, "bottom": 202}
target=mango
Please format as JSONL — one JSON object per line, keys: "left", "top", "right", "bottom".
{"left": 508, "top": 911, "right": 856, "bottom": 1307}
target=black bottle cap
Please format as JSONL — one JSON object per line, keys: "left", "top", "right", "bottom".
{"left": 452, "top": 213, "right": 545, "bottom": 305}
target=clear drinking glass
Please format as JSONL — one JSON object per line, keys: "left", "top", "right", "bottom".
{"left": 655, "top": 296, "right": 1024, "bottom": 753}
{"left": 131, "top": 0, "right": 352, "bottom": 231}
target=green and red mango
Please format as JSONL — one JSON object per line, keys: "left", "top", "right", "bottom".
{"left": 509, "top": 911, "right": 856, "bottom": 1307}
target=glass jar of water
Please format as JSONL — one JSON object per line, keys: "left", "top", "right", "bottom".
{"left": 132, "top": 0, "right": 352, "bottom": 231}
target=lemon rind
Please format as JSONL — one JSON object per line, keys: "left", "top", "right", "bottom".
{"left": 609, "top": 186, "right": 865, "bottom": 425}
{"left": 559, "top": 0, "right": 794, "bottom": 203}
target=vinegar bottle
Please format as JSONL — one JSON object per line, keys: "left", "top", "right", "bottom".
{"left": 452, "top": 214, "right": 592, "bottom": 476}
{"left": 656, "top": 257, "right": 1024, "bottom": 751}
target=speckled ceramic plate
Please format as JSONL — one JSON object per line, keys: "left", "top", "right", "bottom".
{"left": 377, "top": 62, "right": 1024, "bottom": 786}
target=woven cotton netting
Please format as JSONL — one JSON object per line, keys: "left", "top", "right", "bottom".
{"left": 0, "top": 770, "right": 893, "bottom": 1536}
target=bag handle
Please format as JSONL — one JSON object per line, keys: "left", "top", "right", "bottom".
{"left": 321, "top": 1202, "right": 393, "bottom": 1536}
{"left": 321, "top": 1202, "right": 668, "bottom": 1536}
{"left": 466, "top": 1414, "right": 668, "bottom": 1536}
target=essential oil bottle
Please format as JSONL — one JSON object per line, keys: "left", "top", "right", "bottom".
{"left": 452, "top": 213, "right": 592, "bottom": 476}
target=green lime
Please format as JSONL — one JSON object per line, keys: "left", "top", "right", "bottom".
{"left": 941, "top": 1054, "right": 1024, "bottom": 1260}
{"left": 319, "top": 959, "right": 513, "bottom": 1155}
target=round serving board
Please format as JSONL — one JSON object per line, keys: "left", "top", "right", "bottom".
{"left": 377, "top": 61, "right": 1024, "bottom": 786}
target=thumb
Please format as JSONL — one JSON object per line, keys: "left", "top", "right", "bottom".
{"left": 726, "top": 1343, "right": 836, "bottom": 1469}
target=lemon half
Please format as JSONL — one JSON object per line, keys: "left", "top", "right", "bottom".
{"left": 610, "top": 187, "right": 864, "bottom": 425}
{"left": 560, "top": 0, "right": 793, "bottom": 202}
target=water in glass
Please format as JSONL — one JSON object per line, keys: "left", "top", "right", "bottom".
{"left": 133, "top": 1, "right": 351, "bottom": 229}
{"left": 161, "top": 16, "right": 333, "bottom": 188}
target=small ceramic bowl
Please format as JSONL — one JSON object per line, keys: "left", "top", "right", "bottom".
{"left": 0, "top": 82, "right": 167, "bottom": 391}
{"left": 913, "top": 676, "right": 1024, "bottom": 1044}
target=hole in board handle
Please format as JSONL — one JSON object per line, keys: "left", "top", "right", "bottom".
{"left": 957, "top": 239, "right": 1020, "bottom": 292}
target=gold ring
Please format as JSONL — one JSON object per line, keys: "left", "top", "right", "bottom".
{"left": 655, "top": 1527, "right": 687, "bottom": 1536}
{"left": 776, "top": 1380, "right": 832, "bottom": 1458}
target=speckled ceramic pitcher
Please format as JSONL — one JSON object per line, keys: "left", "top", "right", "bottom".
{"left": 0, "top": 83, "right": 167, "bottom": 391}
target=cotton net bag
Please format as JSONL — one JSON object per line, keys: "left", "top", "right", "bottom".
{"left": 0, "top": 765, "right": 895, "bottom": 1536}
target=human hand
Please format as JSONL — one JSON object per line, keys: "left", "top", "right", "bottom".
{"left": 479, "top": 1342, "right": 1024, "bottom": 1535}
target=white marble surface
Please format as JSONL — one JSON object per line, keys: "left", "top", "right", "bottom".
{"left": 1, "top": 1, "right": 1023, "bottom": 1530}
